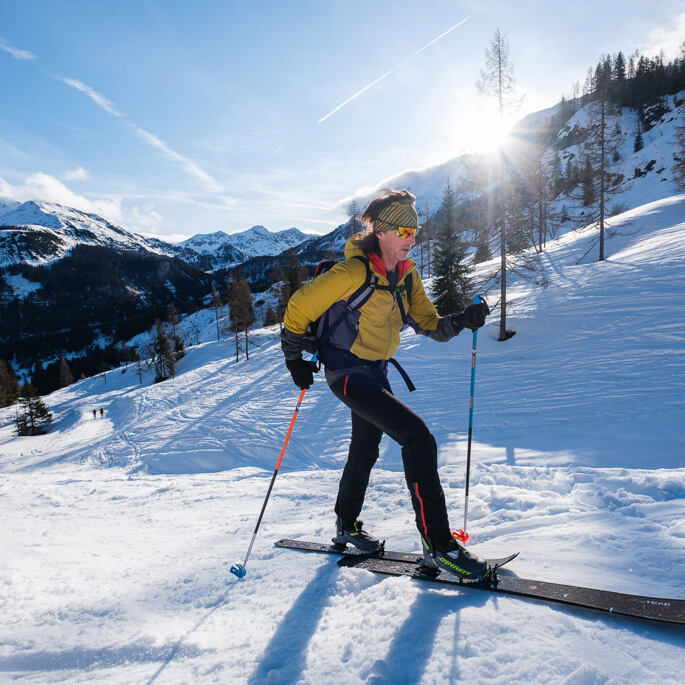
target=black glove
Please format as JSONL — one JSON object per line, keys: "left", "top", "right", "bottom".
{"left": 285, "top": 358, "right": 318, "bottom": 389}
{"left": 451, "top": 300, "right": 490, "bottom": 332}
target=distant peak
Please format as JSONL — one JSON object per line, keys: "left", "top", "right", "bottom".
{"left": 194, "top": 230, "right": 230, "bottom": 239}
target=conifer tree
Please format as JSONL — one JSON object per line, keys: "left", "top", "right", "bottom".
{"left": 0, "top": 359, "right": 19, "bottom": 408}
{"left": 581, "top": 157, "right": 596, "bottom": 206}
{"left": 264, "top": 306, "right": 279, "bottom": 327}
{"left": 166, "top": 304, "right": 185, "bottom": 360}
{"left": 432, "top": 180, "right": 472, "bottom": 315}
{"left": 673, "top": 102, "right": 685, "bottom": 192}
{"left": 268, "top": 262, "right": 287, "bottom": 329}
{"left": 58, "top": 358, "right": 74, "bottom": 388}
{"left": 549, "top": 151, "right": 562, "bottom": 195}
{"left": 473, "top": 232, "right": 492, "bottom": 264}
{"left": 147, "top": 320, "right": 175, "bottom": 382}
{"left": 15, "top": 383, "right": 53, "bottom": 436}
{"left": 579, "top": 91, "right": 623, "bottom": 260}
{"left": 227, "top": 270, "right": 255, "bottom": 362}
{"left": 347, "top": 199, "right": 363, "bottom": 235}
{"left": 285, "top": 250, "right": 305, "bottom": 300}
{"left": 211, "top": 289, "right": 223, "bottom": 342}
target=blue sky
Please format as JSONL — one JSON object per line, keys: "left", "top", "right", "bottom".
{"left": 1, "top": 0, "right": 683, "bottom": 240}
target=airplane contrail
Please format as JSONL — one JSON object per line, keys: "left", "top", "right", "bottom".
{"left": 318, "top": 16, "right": 470, "bottom": 124}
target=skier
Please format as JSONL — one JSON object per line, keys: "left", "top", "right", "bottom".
{"left": 99, "top": 407, "right": 104, "bottom": 418}
{"left": 281, "top": 188, "right": 491, "bottom": 580}
{"left": 92, "top": 409, "right": 97, "bottom": 419}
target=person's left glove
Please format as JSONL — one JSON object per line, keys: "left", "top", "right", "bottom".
{"left": 285, "top": 358, "right": 319, "bottom": 389}
{"left": 450, "top": 300, "right": 491, "bottom": 332}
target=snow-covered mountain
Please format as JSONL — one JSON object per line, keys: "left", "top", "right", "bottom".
{"left": 0, "top": 199, "right": 177, "bottom": 267}
{"left": 181, "top": 225, "right": 314, "bottom": 262}
{"left": 0, "top": 199, "right": 314, "bottom": 273}
{"left": 1, "top": 191, "right": 683, "bottom": 682}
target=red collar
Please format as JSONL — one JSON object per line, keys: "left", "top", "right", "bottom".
{"left": 368, "top": 252, "right": 412, "bottom": 280}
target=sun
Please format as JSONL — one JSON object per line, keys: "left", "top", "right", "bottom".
{"left": 467, "top": 110, "right": 514, "bottom": 153}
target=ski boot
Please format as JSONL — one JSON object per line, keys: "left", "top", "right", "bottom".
{"left": 332, "top": 517, "right": 383, "bottom": 553}
{"left": 419, "top": 533, "right": 490, "bottom": 581}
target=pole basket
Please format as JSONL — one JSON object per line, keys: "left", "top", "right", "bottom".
{"left": 230, "top": 563, "right": 247, "bottom": 578}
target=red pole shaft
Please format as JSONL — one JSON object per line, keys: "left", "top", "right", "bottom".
{"left": 240, "top": 388, "right": 307, "bottom": 569}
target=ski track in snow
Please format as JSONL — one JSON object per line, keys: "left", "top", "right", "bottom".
{"left": 1, "top": 196, "right": 684, "bottom": 683}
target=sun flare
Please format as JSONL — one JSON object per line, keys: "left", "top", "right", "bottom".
{"left": 467, "top": 110, "right": 514, "bottom": 153}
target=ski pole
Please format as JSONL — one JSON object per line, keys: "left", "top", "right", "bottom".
{"left": 230, "top": 367, "right": 313, "bottom": 579}
{"left": 453, "top": 295, "right": 485, "bottom": 545}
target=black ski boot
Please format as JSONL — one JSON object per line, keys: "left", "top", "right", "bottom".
{"left": 332, "top": 517, "right": 383, "bottom": 553}
{"left": 420, "top": 534, "right": 490, "bottom": 581}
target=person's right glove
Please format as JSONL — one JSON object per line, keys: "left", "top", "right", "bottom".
{"left": 450, "top": 300, "right": 491, "bottom": 332}
{"left": 285, "top": 358, "right": 318, "bottom": 389}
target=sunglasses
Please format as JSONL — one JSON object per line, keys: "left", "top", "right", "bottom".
{"left": 395, "top": 226, "right": 419, "bottom": 239}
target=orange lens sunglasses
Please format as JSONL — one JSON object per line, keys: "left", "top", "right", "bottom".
{"left": 396, "top": 226, "right": 418, "bottom": 239}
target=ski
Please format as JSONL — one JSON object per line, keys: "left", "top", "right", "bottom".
{"left": 274, "top": 537, "right": 518, "bottom": 569}
{"left": 275, "top": 539, "right": 685, "bottom": 624}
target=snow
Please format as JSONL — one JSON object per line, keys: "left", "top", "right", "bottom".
{"left": 0, "top": 200, "right": 177, "bottom": 267}
{"left": 1, "top": 272, "right": 42, "bottom": 299}
{"left": 1, "top": 193, "right": 684, "bottom": 682}
{"left": 180, "top": 225, "right": 314, "bottom": 261}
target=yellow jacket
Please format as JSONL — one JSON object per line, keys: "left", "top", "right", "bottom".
{"left": 283, "top": 234, "right": 453, "bottom": 362}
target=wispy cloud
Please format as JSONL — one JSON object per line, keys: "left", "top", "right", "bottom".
{"left": 0, "top": 38, "right": 36, "bottom": 60}
{"left": 318, "top": 16, "right": 470, "bottom": 123}
{"left": 56, "top": 76, "right": 223, "bottom": 193}
{"left": 130, "top": 126, "right": 223, "bottom": 193}
{"left": 58, "top": 77, "right": 124, "bottom": 117}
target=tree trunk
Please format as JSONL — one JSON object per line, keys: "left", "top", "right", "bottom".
{"left": 599, "top": 99, "right": 606, "bottom": 261}
{"left": 499, "top": 208, "right": 508, "bottom": 341}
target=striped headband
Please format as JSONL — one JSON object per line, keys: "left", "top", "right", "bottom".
{"left": 373, "top": 200, "right": 419, "bottom": 233}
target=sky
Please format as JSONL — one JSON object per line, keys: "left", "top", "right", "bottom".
{"left": 1, "top": 1, "right": 683, "bottom": 241}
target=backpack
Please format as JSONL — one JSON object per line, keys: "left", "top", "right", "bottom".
{"left": 300, "top": 255, "right": 413, "bottom": 356}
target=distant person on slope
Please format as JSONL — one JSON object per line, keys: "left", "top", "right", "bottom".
{"left": 280, "top": 188, "right": 491, "bottom": 580}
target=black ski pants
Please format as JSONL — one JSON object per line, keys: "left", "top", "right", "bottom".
{"left": 330, "top": 374, "right": 451, "bottom": 545}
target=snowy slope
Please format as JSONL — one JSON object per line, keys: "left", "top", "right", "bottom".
{"left": 1, "top": 196, "right": 684, "bottom": 683}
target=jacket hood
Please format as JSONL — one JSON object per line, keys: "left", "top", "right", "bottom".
{"left": 344, "top": 233, "right": 414, "bottom": 280}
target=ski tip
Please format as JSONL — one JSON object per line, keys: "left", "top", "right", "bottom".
{"left": 230, "top": 563, "right": 247, "bottom": 579}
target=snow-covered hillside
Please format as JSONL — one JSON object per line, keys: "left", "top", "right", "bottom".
{"left": 1, "top": 193, "right": 683, "bottom": 683}
{"left": 543, "top": 94, "right": 682, "bottom": 219}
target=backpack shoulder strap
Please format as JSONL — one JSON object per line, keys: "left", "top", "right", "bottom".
{"left": 404, "top": 270, "right": 413, "bottom": 307}
{"left": 345, "top": 256, "right": 377, "bottom": 311}
{"left": 318, "top": 255, "right": 377, "bottom": 345}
